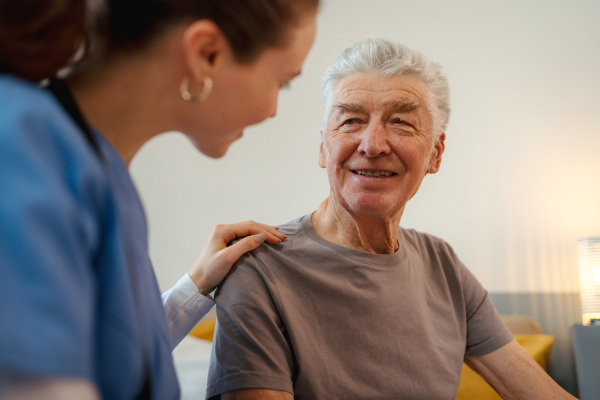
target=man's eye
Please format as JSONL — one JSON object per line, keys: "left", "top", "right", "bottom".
{"left": 391, "top": 119, "right": 416, "bottom": 130}
{"left": 344, "top": 118, "right": 358, "bottom": 125}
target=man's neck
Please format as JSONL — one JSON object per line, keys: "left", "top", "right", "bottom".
{"left": 311, "top": 198, "right": 403, "bottom": 254}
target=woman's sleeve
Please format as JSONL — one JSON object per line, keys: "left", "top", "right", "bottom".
{"left": 162, "top": 273, "right": 215, "bottom": 350}
{"left": 0, "top": 95, "right": 103, "bottom": 381}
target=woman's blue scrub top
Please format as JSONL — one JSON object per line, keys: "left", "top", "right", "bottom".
{"left": 0, "top": 75, "right": 179, "bottom": 399}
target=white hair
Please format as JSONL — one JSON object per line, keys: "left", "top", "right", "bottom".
{"left": 320, "top": 38, "right": 450, "bottom": 138}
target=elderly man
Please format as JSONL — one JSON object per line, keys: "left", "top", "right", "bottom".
{"left": 206, "top": 39, "right": 576, "bottom": 400}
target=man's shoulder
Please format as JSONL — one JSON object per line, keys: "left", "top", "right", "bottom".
{"left": 400, "top": 226, "right": 450, "bottom": 248}
{"left": 253, "top": 214, "right": 314, "bottom": 255}
{"left": 399, "top": 227, "right": 461, "bottom": 264}
{"left": 228, "top": 214, "right": 311, "bottom": 267}
{"left": 216, "top": 214, "right": 315, "bottom": 300}
{"left": 273, "top": 214, "right": 308, "bottom": 237}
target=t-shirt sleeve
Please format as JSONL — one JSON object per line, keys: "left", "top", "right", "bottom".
{"left": 206, "top": 254, "right": 294, "bottom": 398}
{"left": 0, "top": 92, "right": 102, "bottom": 380}
{"left": 459, "top": 260, "right": 513, "bottom": 357}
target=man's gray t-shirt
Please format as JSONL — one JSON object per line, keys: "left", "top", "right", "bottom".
{"left": 207, "top": 214, "right": 512, "bottom": 399}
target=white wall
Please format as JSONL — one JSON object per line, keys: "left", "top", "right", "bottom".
{"left": 131, "top": 0, "right": 600, "bottom": 293}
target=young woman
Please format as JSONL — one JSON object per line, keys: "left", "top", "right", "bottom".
{"left": 0, "top": 0, "right": 318, "bottom": 399}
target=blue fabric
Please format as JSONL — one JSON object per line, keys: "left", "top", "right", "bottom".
{"left": 0, "top": 75, "right": 179, "bottom": 399}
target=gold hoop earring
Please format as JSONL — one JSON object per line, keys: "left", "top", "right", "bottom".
{"left": 180, "top": 76, "right": 213, "bottom": 102}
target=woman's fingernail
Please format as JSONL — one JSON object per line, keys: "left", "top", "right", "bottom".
{"left": 255, "top": 233, "right": 266, "bottom": 243}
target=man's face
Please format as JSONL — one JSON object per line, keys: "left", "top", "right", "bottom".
{"left": 319, "top": 73, "right": 445, "bottom": 219}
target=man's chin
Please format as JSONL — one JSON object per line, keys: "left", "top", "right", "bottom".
{"left": 345, "top": 197, "right": 404, "bottom": 218}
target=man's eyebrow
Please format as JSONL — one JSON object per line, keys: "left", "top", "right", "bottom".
{"left": 333, "top": 103, "right": 365, "bottom": 113}
{"left": 391, "top": 100, "right": 419, "bottom": 113}
{"left": 334, "top": 100, "right": 419, "bottom": 115}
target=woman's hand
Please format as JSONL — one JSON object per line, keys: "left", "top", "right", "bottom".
{"left": 188, "top": 221, "right": 286, "bottom": 295}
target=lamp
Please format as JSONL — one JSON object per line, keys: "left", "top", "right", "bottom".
{"left": 576, "top": 237, "right": 600, "bottom": 325}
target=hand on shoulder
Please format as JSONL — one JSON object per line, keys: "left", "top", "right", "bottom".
{"left": 188, "top": 220, "right": 285, "bottom": 295}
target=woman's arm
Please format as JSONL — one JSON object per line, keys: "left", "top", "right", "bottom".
{"left": 465, "top": 339, "right": 577, "bottom": 400}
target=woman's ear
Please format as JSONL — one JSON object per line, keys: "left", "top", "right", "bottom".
{"left": 427, "top": 132, "right": 446, "bottom": 174}
{"left": 181, "top": 20, "right": 227, "bottom": 82}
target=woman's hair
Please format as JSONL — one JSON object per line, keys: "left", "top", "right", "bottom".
{"left": 320, "top": 38, "right": 451, "bottom": 138}
{"left": 0, "top": 0, "right": 86, "bottom": 81}
{"left": 87, "top": 0, "right": 319, "bottom": 65}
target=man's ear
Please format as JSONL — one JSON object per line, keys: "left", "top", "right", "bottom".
{"left": 427, "top": 132, "right": 446, "bottom": 174}
{"left": 318, "top": 135, "right": 327, "bottom": 169}
{"left": 181, "top": 20, "right": 227, "bottom": 82}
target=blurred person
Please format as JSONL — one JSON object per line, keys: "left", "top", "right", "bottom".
{"left": 0, "top": 0, "right": 318, "bottom": 399}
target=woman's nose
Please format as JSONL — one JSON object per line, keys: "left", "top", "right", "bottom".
{"left": 357, "top": 121, "right": 391, "bottom": 157}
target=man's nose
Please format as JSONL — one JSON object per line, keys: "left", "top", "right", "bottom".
{"left": 357, "top": 120, "right": 391, "bottom": 157}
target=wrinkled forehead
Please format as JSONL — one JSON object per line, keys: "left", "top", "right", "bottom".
{"left": 332, "top": 73, "right": 431, "bottom": 113}
{"left": 329, "top": 73, "right": 433, "bottom": 119}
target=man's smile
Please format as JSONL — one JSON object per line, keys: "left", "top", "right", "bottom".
{"left": 351, "top": 170, "right": 396, "bottom": 178}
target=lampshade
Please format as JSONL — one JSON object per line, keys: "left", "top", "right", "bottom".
{"left": 576, "top": 237, "right": 600, "bottom": 325}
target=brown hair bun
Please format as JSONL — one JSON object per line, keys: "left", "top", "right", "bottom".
{"left": 0, "top": 0, "right": 86, "bottom": 81}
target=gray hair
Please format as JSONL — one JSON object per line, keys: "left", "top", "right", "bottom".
{"left": 320, "top": 38, "right": 450, "bottom": 138}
